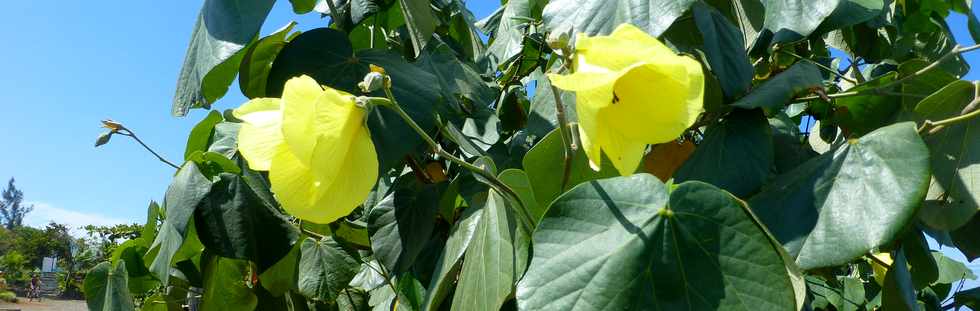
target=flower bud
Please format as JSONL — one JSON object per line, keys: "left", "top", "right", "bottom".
{"left": 358, "top": 71, "right": 386, "bottom": 93}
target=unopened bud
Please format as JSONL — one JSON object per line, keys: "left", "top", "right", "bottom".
{"left": 547, "top": 26, "right": 573, "bottom": 51}
{"left": 358, "top": 71, "right": 386, "bottom": 93}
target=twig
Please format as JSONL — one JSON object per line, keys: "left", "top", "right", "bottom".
{"left": 111, "top": 124, "right": 180, "bottom": 170}
{"left": 919, "top": 81, "right": 980, "bottom": 135}
{"left": 867, "top": 253, "right": 892, "bottom": 269}
{"left": 778, "top": 49, "right": 856, "bottom": 84}
{"left": 549, "top": 51, "right": 576, "bottom": 192}
{"left": 796, "top": 44, "right": 980, "bottom": 102}
{"left": 375, "top": 82, "right": 537, "bottom": 231}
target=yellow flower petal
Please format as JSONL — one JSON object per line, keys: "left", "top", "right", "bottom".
{"left": 593, "top": 117, "right": 647, "bottom": 175}
{"left": 309, "top": 87, "right": 368, "bottom": 182}
{"left": 574, "top": 23, "right": 676, "bottom": 72}
{"left": 269, "top": 144, "right": 319, "bottom": 221}
{"left": 235, "top": 98, "right": 283, "bottom": 171}
{"left": 605, "top": 60, "right": 703, "bottom": 143}
{"left": 280, "top": 75, "right": 323, "bottom": 166}
{"left": 309, "top": 128, "right": 379, "bottom": 224}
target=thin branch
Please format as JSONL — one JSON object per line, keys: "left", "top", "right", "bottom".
{"left": 115, "top": 128, "right": 180, "bottom": 170}
{"left": 867, "top": 253, "right": 892, "bottom": 269}
{"left": 376, "top": 83, "right": 537, "bottom": 231}
{"left": 549, "top": 51, "right": 576, "bottom": 192}
{"left": 778, "top": 49, "right": 857, "bottom": 84}
{"left": 795, "top": 44, "right": 980, "bottom": 102}
{"left": 919, "top": 81, "right": 980, "bottom": 135}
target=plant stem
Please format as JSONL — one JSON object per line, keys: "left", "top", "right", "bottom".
{"left": 375, "top": 86, "right": 536, "bottom": 230}
{"left": 323, "top": 0, "right": 344, "bottom": 29}
{"left": 117, "top": 129, "right": 180, "bottom": 170}
{"left": 549, "top": 53, "right": 576, "bottom": 192}
{"left": 778, "top": 50, "right": 856, "bottom": 84}
{"left": 918, "top": 81, "right": 980, "bottom": 134}
{"left": 796, "top": 44, "right": 980, "bottom": 102}
{"left": 866, "top": 253, "right": 892, "bottom": 269}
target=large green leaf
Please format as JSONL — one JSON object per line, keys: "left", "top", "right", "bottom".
{"left": 399, "top": 0, "right": 436, "bottom": 57}
{"left": 239, "top": 22, "right": 298, "bottom": 99}
{"left": 258, "top": 241, "right": 302, "bottom": 297}
{"left": 932, "top": 251, "right": 977, "bottom": 284}
{"left": 833, "top": 72, "right": 901, "bottom": 136}
{"left": 84, "top": 261, "right": 135, "bottom": 311}
{"left": 523, "top": 128, "right": 620, "bottom": 208}
{"left": 194, "top": 172, "right": 299, "bottom": 272}
{"left": 171, "top": 0, "right": 275, "bottom": 116}
{"left": 146, "top": 163, "right": 213, "bottom": 286}
{"left": 732, "top": 62, "right": 823, "bottom": 110}
{"left": 705, "top": 0, "right": 765, "bottom": 50}
{"left": 674, "top": 109, "right": 773, "bottom": 197}
{"left": 450, "top": 190, "right": 530, "bottom": 311}
{"left": 882, "top": 249, "right": 917, "bottom": 311}
{"left": 516, "top": 175, "right": 796, "bottom": 310}
{"left": 542, "top": 0, "right": 695, "bottom": 37}
{"left": 899, "top": 59, "right": 958, "bottom": 109}
{"left": 498, "top": 169, "right": 543, "bottom": 222}
{"left": 770, "top": 112, "right": 818, "bottom": 174}
{"left": 266, "top": 28, "right": 441, "bottom": 172}
{"left": 915, "top": 80, "right": 980, "bottom": 230}
{"left": 484, "top": 0, "right": 545, "bottom": 67}
{"left": 749, "top": 122, "right": 930, "bottom": 269}
{"left": 367, "top": 175, "right": 442, "bottom": 274}
{"left": 184, "top": 111, "right": 223, "bottom": 160}
{"left": 693, "top": 2, "right": 753, "bottom": 98}
{"left": 297, "top": 237, "right": 361, "bottom": 304}
{"left": 110, "top": 238, "right": 158, "bottom": 295}
{"left": 952, "top": 214, "right": 980, "bottom": 260}
{"left": 200, "top": 257, "right": 257, "bottom": 311}
{"left": 422, "top": 198, "right": 483, "bottom": 311}
{"left": 757, "top": 0, "right": 838, "bottom": 45}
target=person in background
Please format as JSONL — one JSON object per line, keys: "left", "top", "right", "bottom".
{"left": 28, "top": 273, "right": 41, "bottom": 302}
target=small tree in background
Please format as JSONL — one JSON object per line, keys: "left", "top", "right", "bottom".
{"left": 0, "top": 178, "right": 33, "bottom": 230}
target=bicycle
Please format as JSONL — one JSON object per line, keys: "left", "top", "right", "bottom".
{"left": 27, "top": 286, "right": 41, "bottom": 302}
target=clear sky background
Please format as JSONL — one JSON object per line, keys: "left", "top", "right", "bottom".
{"left": 0, "top": 0, "right": 976, "bottom": 285}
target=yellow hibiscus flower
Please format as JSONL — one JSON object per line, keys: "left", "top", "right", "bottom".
{"left": 234, "top": 75, "right": 379, "bottom": 224}
{"left": 548, "top": 23, "right": 704, "bottom": 175}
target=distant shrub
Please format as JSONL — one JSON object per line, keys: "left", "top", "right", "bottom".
{"left": 0, "top": 291, "right": 17, "bottom": 303}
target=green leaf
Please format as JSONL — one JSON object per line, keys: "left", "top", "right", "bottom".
{"left": 194, "top": 173, "right": 299, "bottom": 272}
{"left": 674, "top": 109, "right": 773, "bottom": 197}
{"left": 171, "top": 0, "right": 275, "bottom": 116}
{"left": 200, "top": 257, "right": 257, "bottom": 311}
{"left": 812, "top": 0, "right": 886, "bottom": 35}
{"left": 146, "top": 162, "right": 213, "bottom": 286}
{"left": 289, "top": 0, "right": 318, "bottom": 14}
{"left": 368, "top": 175, "right": 442, "bottom": 274}
{"left": 952, "top": 214, "right": 980, "bottom": 260}
{"left": 882, "top": 249, "right": 917, "bottom": 311}
{"left": 110, "top": 238, "right": 158, "bottom": 295}
{"left": 705, "top": 0, "right": 765, "bottom": 50}
{"left": 749, "top": 122, "right": 930, "bottom": 270}
{"left": 833, "top": 72, "right": 901, "bottom": 136}
{"left": 770, "top": 112, "right": 818, "bottom": 174}
{"left": 239, "top": 22, "right": 297, "bottom": 99}
{"left": 527, "top": 64, "right": 576, "bottom": 140}
{"left": 84, "top": 261, "right": 135, "bottom": 311}
{"left": 184, "top": 111, "right": 223, "bottom": 160}
{"left": 899, "top": 59, "right": 957, "bottom": 109}
{"left": 483, "top": 0, "right": 545, "bottom": 67}
{"left": 841, "top": 275, "right": 866, "bottom": 311}
{"left": 297, "top": 237, "right": 361, "bottom": 304}
{"left": 516, "top": 176, "right": 797, "bottom": 310}
{"left": 451, "top": 189, "right": 530, "bottom": 311}
{"left": 422, "top": 198, "right": 483, "bottom": 311}
{"left": 693, "top": 2, "right": 753, "bottom": 98}
{"left": 399, "top": 0, "right": 436, "bottom": 57}
{"left": 208, "top": 122, "right": 241, "bottom": 159}
{"left": 266, "top": 28, "right": 441, "bottom": 172}
{"left": 142, "top": 201, "right": 161, "bottom": 240}
{"left": 757, "top": 0, "right": 839, "bottom": 45}
{"left": 258, "top": 241, "right": 302, "bottom": 296}
{"left": 732, "top": 62, "right": 823, "bottom": 110}
{"left": 396, "top": 273, "right": 426, "bottom": 311}
{"left": 915, "top": 81, "right": 980, "bottom": 230}
{"left": 523, "top": 128, "right": 620, "bottom": 208}
{"left": 932, "top": 251, "right": 977, "bottom": 284}
{"left": 542, "top": 0, "right": 695, "bottom": 37}
{"left": 902, "top": 230, "right": 938, "bottom": 289}
{"left": 497, "top": 169, "right": 543, "bottom": 222}
{"left": 955, "top": 286, "right": 980, "bottom": 309}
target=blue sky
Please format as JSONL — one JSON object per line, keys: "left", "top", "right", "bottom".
{"left": 0, "top": 0, "right": 976, "bottom": 284}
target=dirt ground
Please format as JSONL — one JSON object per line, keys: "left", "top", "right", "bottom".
{"left": 0, "top": 296, "right": 86, "bottom": 311}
